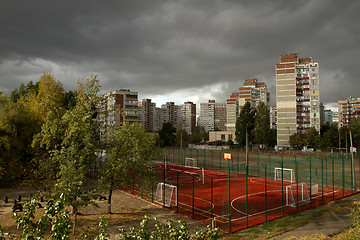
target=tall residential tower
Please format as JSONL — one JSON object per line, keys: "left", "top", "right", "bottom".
{"left": 276, "top": 54, "right": 320, "bottom": 146}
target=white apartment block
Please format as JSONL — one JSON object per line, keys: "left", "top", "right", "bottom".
{"left": 198, "top": 100, "right": 227, "bottom": 132}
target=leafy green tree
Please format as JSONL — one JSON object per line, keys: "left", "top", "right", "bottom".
{"left": 235, "top": 102, "right": 256, "bottom": 146}
{"left": 10, "top": 81, "right": 39, "bottom": 103}
{"left": 158, "top": 122, "right": 176, "bottom": 147}
{"left": 99, "top": 123, "right": 159, "bottom": 214}
{"left": 290, "top": 132, "right": 306, "bottom": 149}
{"left": 0, "top": 94, "right": 41, "bottom": 183}
{"left": 49, "top": 75, "right": 101, "bottom": 234}
{"left": 254, "top": 102, "right": 271, "bottom": 148}
{"left": 236, "top": 102, "right": 256, "bottom": 165}
{"left": 176, "top": 128, "right": 190, "bottom": 147}
{"left": 350, "top": 118, "right": 360, "bottom": 149}
{"left": 306, "top": 128, "right": 320, "bottom": 148}
{"left": 119, "top": 216, "right": 220, "bottom": 240}
{"left": 339, "top": 126, "right": 350, "bottom": 150}
{"left": 319, "top": 126, "right": 339, "bottom": 149}
{"left": 268, "top": 128, "right": 277, "bottom": 148}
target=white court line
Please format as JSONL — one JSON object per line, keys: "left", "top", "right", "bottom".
{"left": 230, "top": 189, "right": 340, "bottom": 222}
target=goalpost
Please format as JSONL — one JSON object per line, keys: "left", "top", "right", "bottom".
{"left": 274, "top": 167, "right": 296, "bottom": 183}
{"left": 286, "top": 182, "right": 310, "bottom": 207}
{"left": 154, "top": 182, "right": 177, "bottom": 207}
{"left": 184, "top": 157, "right": 198, "bottom": 168}
{"left": 184, "top": 158, "right": 204, "bottom": 184}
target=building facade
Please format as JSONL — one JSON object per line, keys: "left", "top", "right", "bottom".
{"left": 276, "top": 54, "right": 320, "bottom": 146}
{"left": 138, "top": 99, "right": 156, "bottom": 131}
{"left": 198, "top": 100, "right": 227, "bottom": 132}
{"left": 226, "top": 98, "right": 239, "bottom": 131}
{"left": 238, "top": 79, "right": 270, "bottom": 109}
{"left": 178, "top": 101, "right": 196, "bottom": 134}
{"left": 99, "top": 89, "right": 139, "bottom": 128}
{"left": 338, "top": 97, "right": 360, "bottom": 128}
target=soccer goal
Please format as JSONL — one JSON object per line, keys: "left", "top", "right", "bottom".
{"left": 154, "top": 182, "right": 177, "bottom": 207}
{"left": 274, "top": 167, "right": 296, "bottom": 183}
{"left": 184, "top": 158, "right": 198, "bottom": 168}
{"left": 286, "top": 182, "right": 310, "bottom": 207}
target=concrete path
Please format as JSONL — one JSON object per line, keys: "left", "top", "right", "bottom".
{"left": 271, "top": 210, "right": 352, "bottom": 239}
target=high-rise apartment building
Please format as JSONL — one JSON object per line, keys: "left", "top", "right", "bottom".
{"left": 198, "top": 100, "right": 227, "bottom": 132}
{"left": 271, "top": 106, "right": 277, "bottom": 129}
{"left": 138, "top": 99, "right": 156, "bottom": 131}
{"left": 226, "top": 98, "right": 239, "bottom": 131}
{"left": 238, "top": 79, "right": 270, "bottom": 109}
{"left": 226, "top": 79, "right": 269, "bottom": 131}
{"left": 99, "top": 89, "right": 138, "bottom": 128}
{"left": 324, "top": 109, "right": 333, "bottom": 124}
{"left": 161, "top": 102, "right": 177, "bottom": 129}
{"left": 338, "top": 97, "right": 360, "bottom": 128}
{"left": 178, "top": 101, "right": 196, "bottom": 134}
{"left": 276, "top": 54, "right": 320, "bottom": 146}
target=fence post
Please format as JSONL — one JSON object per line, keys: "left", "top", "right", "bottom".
{"left": 332, "top": 155, "right": 335, "bottom": 200}
{"left": 204, "top": 149, "right": 206, "bottom": 169}
{"left": 274, "top": 159, "right": 284, "bottom": 216}
{"left": 240, "top": 164, "right": 249, "bottom": 228}
{"left": 257, "top": 154, "right": 260, "bottom": 177}
{"left": 192, "top": 174, "right": 195, "bottom": 219}
{"left": 342, "top": 154, "right": 345, "bottom": 197}
{"left": 177, "top": 172, "right": 181, "bottom": 213}
{"left": 321, "top": 157, "right": 324, "bottom": 204}
{"left": 211, "top": 178, "right": 213, "bottom": 221}
{"left": 258, "top": 163, "right": 267, "bottom": 222}
{"left": 220, "top": 151, "right": 222, "bottom": 170}
{"left": 309, "top": 157, "right": 312, "bottom": 207}
{"left": 295, "top": 156, "right": 299, "bottom": 212}
{"left": 228, "top": 168, "right": 232, "bottom": 234}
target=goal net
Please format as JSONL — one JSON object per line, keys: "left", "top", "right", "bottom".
{"left": 286, "top": 182, "right": 310, "bottom": 207}
{"left": 184, "top": 158, "right": 198, "bottom": 168}
{"left": 274, "top": 167, "right": 295, "bottom": 183}
{"left": 154, "top": 182, "right": 177, "bottom": 207}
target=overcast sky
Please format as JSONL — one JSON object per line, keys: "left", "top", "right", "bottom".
{"left": 1, "top": 0, "right": 359, "bottom": 111}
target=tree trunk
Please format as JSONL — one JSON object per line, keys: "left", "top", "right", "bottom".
{"left": 72, "top": 207, "right": 77, "bottom": 235}
{"left": 107, "top": 188, "right": 113, "bottom": 214}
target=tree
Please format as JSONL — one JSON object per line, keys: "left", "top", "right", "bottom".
{"left": 158, "top": 122, "right": 176, "bottom": 147}
{"left": 350, "top": 118, "right": 360, "bottom": 149}
{"left": 100, "top": 123, "right": 160, "bottom": 214}
{"left": 175, "top": 128, "right": 190, "bottom": 147}
{"left": 254, "top": 102, "right": 271, "bottom": 148}
{"left": 0, "top": 94, "right": 41, "bottom": 183}
{"left": 290, "top": 132, "right": 306, "bottom": 149}
{"left": 235, "top": 102, "right": 256, "bottom": 165}
{"left": 49, "top": 75, "right": 101, "bottom": 234}
{"left": 306, "top": 128, "right": 320, "bottom": 148}
{"left": 339, "top": 126, "right": 350, "bottom": 150}
{"left": 319, "top": 124, "right": 339, "bottom": 149}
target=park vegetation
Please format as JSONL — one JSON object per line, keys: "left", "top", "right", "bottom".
{"left": 0, "top": 72, "right": 220, "bottom": 239}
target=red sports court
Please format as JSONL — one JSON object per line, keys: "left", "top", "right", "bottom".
{"left": 153, "top": 161, "right": 357, "bottom": 234}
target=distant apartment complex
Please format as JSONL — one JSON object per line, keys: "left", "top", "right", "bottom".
{"left": 226, "top": 79, "right": 269, "bottom": 131}
{"left": 276, "top": 54, "right": 320, "bottom": 146}
{"left": 99, "top": 89, "right": 138, "bottom": 128}
{"left": 138, "top": 99, "right": 156, "bottom": 131}
{"left": 198, "top": 100, "right": 227, "bottom": 132}
{"left": 324, "top": 109, "right": 333, "bottom": 123}
{"left": 338, "top": 97, "right": 360, "bottom": 128}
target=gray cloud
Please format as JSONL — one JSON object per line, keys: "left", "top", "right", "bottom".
{"left": 1, "top": 0, "right": 359, "bottom": 108}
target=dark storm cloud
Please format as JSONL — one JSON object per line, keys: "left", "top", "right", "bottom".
{"left": 0, "top": 0, "right": 359, "bottom": 107}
